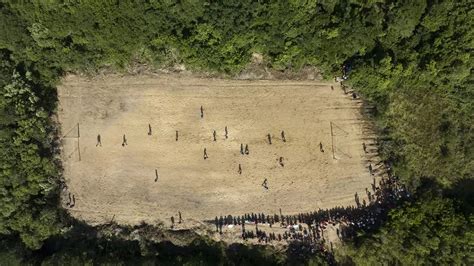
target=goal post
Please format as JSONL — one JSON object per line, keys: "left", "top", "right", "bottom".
{"left": 330, "top": 121, "right": 335, "bottom": 159}
{"left": 330, "top": 121, "right": 351, "bottom": 160}
{"left": 62, "top": 122, "right": 80, "bottom": 139}
{"left": 61, "top": 123, "right": 81, "bottom": 162}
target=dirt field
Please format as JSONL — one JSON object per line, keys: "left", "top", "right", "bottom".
{"left": 58, "top": 74, "right": 378, "bottom": 226}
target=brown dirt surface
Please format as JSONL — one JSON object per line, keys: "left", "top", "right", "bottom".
{"left": 57, "top": 73, "right": 379, "bottom": 227}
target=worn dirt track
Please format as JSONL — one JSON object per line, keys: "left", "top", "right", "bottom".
{"left": 58, "top": 74, "right": 378, "bottom": 226}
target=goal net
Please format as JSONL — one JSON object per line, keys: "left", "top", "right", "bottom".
{"left": 61, "top": 123, "right": 81, "bottom": 162}
{"left": 330, "top": 121, "right": 352, "bottom": 160}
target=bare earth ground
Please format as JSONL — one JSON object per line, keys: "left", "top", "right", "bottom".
{"left": 58, "top": 73, "right": 379, "bottom": 228}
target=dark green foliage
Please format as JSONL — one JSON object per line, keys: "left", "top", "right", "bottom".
{"left": 1, "top": 228, "right": 286, "bottom": 265}
{"left": 340, "top": 190, "right": 473, "bottom": 265}
{"left": 348, "top": 0, "right": 473, "bottom": 188}
{"left": 0, "top": 53, "right": 59, "bottom": 249}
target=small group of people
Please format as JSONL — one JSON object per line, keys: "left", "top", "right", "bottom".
{"left": 240, "top": 143, "right": 249, "bottom": 155}
{"left": 94, "top": 134, "right": 127, "bottom": 146}
{"left": 267, "top": 131, "right": 287, "bottom": 145}
{"left": 61, "top": 183, "right": 76, "bottom": 208}
{"left": 170, "top": 211, "right": 183, "bottom": 228}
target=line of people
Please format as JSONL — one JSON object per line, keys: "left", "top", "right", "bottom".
{"left": 210, "top": 171, "right": 409, "bottom": 248}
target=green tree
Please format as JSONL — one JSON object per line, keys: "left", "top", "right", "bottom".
{"left": 341, "top": 192, "right": 473, "bottom": 265}
{"left": 0, "top": 70, "right": 59, "bottom": 249}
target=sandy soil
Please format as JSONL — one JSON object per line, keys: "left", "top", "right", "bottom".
{"left": 58, "top": 73, "right": 379, "bottom": 226}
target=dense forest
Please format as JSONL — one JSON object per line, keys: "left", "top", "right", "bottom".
{"left": 0, "top": 0, "right": 472, "bottom": 264}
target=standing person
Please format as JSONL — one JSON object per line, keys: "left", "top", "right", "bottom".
{"left": 213, "top": 130, "right": 217, "bottom": 141}
{"left": 225, "top": 126, "right": 228, "bottom": 139}
{"left": 176, "top": 130, "right": 179, "bottom": 141}
{"left": 245, "top": 144, "right": 249, "bottom": 155}
{"left": 362, "top": 142, "right": 367, "bottom": 153}
{"left": 319, "top": 142, "right": 324, "bottom": 152}
{"left": 148, "top": 124, "right": 152, "bottom": 135}
{"left": 281, "top": 131, "right": 286, "bottom": 142}
{"left": 203, "top": 148, "right": 208, "bottom": 160}
{"left": 155, "top": 169, "right": 159, "bottom": 182}
{"left": 267, "top": 134, "right": 272, "bottom": 145}
{"left": 179, "top": 211, "right": 182, "bottom": 223}
{"left": 240, "top": 143, "right": 244, "bottom": 155}
{"left": 122, "top": 134, "right": 127, "bottom": 146}
{"left": 68, "top": 193, "right": 72, "bottom": 207}
{"left": 96, "top": 134, "right": 102, "bottom": 147}
{"left": 200, "top": 106, "right": 204, "bottom": 118}
{"left": 238, "top": 164, "right": 242, "bottom": 175}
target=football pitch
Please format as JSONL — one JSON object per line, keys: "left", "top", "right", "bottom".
{"left": 58, "top": 74, "right": 378, "bottom": 226}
